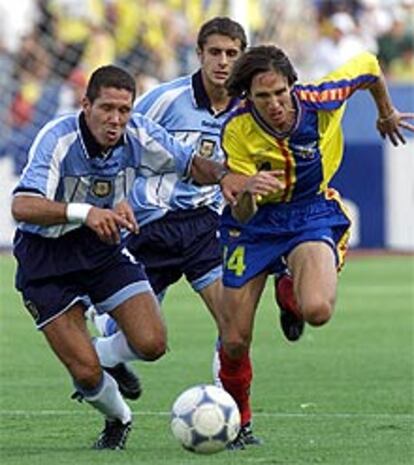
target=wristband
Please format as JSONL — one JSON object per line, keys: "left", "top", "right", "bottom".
{"left": 66, "top": 203, "right": 93, "bottom": 224}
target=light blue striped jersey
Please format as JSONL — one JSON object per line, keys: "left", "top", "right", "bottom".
{"left": 14, "top": 111, "right": 193, "bottom": 237}
{"left": 131, "top": 70, "right": 240, "bottom": 226}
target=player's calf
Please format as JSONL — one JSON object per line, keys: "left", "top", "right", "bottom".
{"left": 275, "top": 273, "right": 304, "bottom": 342}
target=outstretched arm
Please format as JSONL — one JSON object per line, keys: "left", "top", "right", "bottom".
{"left": 189, "top": 155, "right": 249, "bottom": 204}
{"left": 369, "top": 73, "right": 414, "bottom": 146}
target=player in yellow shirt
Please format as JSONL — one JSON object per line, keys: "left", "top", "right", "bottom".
{"left": 218, "top": 45, "right": 414, "bottom": 448}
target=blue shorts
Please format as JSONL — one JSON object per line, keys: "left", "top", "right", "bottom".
{"left": 13, "top": 228, "right": 151, "bottom": 329}
{"left": 220, "top": 190, "right": 351, "bottom": 288}
{"left": 126, "top": 207, "right": 222, "bottom": 294}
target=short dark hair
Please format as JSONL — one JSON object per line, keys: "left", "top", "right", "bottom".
{"left": 197, "top": 16, "right": 247, "bottom": 51}
{"left": 86, "top": 65, "right": 136, "bottom": 102}
{"left": 226, "top": 45, "right": 298, "bottom": 97}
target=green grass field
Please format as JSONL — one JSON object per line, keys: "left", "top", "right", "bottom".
{"left": 0, "top": 254, "right": 413, "bottom": 465}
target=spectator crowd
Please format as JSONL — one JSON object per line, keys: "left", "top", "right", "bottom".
{"left": 0, "top": 0, "right": 413, "bottom": 175}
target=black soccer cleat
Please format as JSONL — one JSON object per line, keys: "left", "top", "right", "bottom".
{"left": 93, "top": 418, "right": 132, "bottom": 450}
{"left": 103, "top": 363, "right": 142, "bottom": 400}
{"left": 227, "top": 423, "right": 263, "bottom": 450}
{"left": 275, "top": 274, "right": 304, "bottom": 342}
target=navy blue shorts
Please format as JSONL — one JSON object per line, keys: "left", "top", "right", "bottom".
{"left": 126, "top": 207, "right": 222, "bottom": 294}
{"left": 220, "top": 190, "right": 351, "bottom": 288}
{"left": 13, "top": 228, "right": 151, "bottom": 329}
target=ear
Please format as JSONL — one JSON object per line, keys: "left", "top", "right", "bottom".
{"left": 196, "top": 46, "right": 203, "bottom": 62}
{"left": 81, "top": 96, "right": 90, "bottom": 113}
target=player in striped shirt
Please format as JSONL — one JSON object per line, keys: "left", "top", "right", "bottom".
{"left": 91, "top": 18, "right": 265, "bottom": 448}
{"left": 11, "top": 64, "right": 241, "bottom": 450}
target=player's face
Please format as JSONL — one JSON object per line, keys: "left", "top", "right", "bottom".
{"left": 82, "top": 87, "right": 133, "bottom": 150}
{"left": 248, "top": 70, "right": 295, "bottom": 132}
{"left": 198, "top": 34, "right": 243, "bottom": 89}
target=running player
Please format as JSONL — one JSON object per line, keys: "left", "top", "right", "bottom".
{"left": 217, "top": 46, "right": 414, "bottom": 448}
{"left": 11, "top": 64, "right": 242, "bottom": 450}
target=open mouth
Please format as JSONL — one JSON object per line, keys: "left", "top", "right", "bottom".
{"left": 106, "top": 129, "right": 119, "bottom": 140}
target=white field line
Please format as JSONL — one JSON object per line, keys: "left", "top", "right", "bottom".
{"left": 0, "top": 410, "right": 412, "bottom": 419}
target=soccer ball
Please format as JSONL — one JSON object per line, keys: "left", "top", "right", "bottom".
{"left": 170, "top": 384, "right": 241, "bottom": 454}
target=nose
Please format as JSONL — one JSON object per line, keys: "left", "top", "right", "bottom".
{"left": 108, "top": 109, "right": 121, "bottom": 124}
{"left": 268, "top": 95, "right": 281, "bottom": 109}
{"left": 218, "top": 51, "right": 229, "bottom": 66}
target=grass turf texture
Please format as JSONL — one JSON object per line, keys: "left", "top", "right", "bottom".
{"left": 0, "top": 254, "right": 413, "bottom": 464}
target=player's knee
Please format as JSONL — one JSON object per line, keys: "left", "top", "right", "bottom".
{"left": 302, "top": 298, "right": 333, "bottom": 326}
{"left": 134, "top": 334, "right": 167, "bottom": 361}
{"left": 71, "top": 361, "right": 102, "bottom": 390}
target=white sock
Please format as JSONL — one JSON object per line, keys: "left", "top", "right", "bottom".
{"left": 212, "top": 338, "right": 223, "bottom": 388}
{"left": 94, "top": 331, "right": 139, "bottom": 367}
{"left": 93, "top": 313, "right": 111, "bottom": 336}
{"left": 83, "top": 371, "right": 132, "bottom": 424}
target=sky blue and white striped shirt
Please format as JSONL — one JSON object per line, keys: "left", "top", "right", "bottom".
{"left": 130, "top": 70, "right": 240, "bottom": 226}
{"left": 14, "top": 112, "right": 193, "bottom": 237}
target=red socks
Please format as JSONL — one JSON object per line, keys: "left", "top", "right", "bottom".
{"left": 219, "top": 347, "right": 252, "bottom": 426}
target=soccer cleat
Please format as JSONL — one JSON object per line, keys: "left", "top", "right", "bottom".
{"left": 275, "top": 274, "right": 304, "bottom": 342}
{"left": 240, "top": 423, "right": 263, "bottom": 446}
{"left": 226, "top": 433, "right": 245, "bottom": 450}
{"left": 103, "top": 363, "right": 142, "bottom": 400}
{"left": 93, "top": 418, "right": 132, "bottom": 450}
{"left": 226, "top": 423, "right": 262, "bottom": 450}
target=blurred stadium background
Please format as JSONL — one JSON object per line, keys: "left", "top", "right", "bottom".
{"left": 0, "top": 0, "right": 413, "bottom": 250}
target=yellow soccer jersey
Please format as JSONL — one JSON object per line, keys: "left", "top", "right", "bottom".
{"left": 221, "top": 52, "right": 381, "bottom": 204}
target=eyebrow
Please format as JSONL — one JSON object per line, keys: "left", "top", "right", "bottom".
{"left": 254, "top": 86, "right": 288, "bottom": 96}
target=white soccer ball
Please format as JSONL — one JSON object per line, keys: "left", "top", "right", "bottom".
{"left": 170, "top": 384, "right": 241, "bottom": 454}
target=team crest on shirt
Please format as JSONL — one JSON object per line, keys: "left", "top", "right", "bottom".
{"left": 198, "top": 139, "right": 216, "bottom": 158}
{"left": 92, "top": 179, "right": 112, "bottom": 197}
{"left": 229, "top": 229, "right": 241, "bottom": 238}
{"left": 24, "top": 299, "right": 40, "bottom": 322}
{"left": 290, "top": 142, "right": 318, "bottom": 159}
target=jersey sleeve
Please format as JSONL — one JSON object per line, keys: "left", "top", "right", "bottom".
{"left": 221, "top": 118, "right": 257, "bottom": 176}
{"left": 295, "top": 52, "right": 381, "bottom": 111}
{"left": 129, "top": 113, "right": 194, "bottom": 178}
{"left": 134, "top": 82, "right": 175, "bottom": 123}
{"left": 13, "top": 127, "right": 61, "bottom": 199}
{"left": 134, "top": 87, "right": 160, "bottom": 116}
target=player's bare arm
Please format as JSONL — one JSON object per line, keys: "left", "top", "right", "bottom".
{"left": 12, "top": 195, "right": 136, "bottom": 245}
{"left": 219, "top": 172, "right": 249, "bottom": 206}
{"left": 189, "top": 155, "right": 228, "bottom": 184}
{"left": 188, "top": 155, "right": 245, "bottom": 204}
{"left": 369, "top": 73, "right": 414, "bottom": 146}
{"left": 12, "top": 195, "right": 68, "bottom": 225}
{"left": 231, "top": 170, "right": 285, "bottom": 223}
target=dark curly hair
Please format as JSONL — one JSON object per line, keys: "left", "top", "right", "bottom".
{"left": 226, "top": 45, "right": 298, "bottom": 97}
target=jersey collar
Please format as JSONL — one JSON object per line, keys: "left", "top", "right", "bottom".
{"left": 78, "top": 111, "right": 126, "bottom": 159}
{"left": 191, "top": 70, "right": 239, "bottom": 116}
